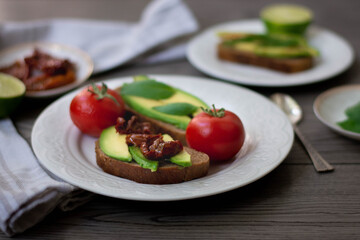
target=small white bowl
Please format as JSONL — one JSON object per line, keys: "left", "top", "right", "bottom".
{"left": 313, "top": 85, "right": 360, "bottom": 141}
{"left": 0, "top": 42, "right": 94, "bottom": 98}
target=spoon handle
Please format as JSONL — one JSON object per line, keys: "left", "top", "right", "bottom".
{"left": 293, "top": 125, "right": 334, "bottom": 172}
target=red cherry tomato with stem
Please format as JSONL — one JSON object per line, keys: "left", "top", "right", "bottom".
{"left": 70, "top": 82, "right": 125, "bottom": 137}
{"left": 186, "top": 105, "right": 245, "bottom": 161}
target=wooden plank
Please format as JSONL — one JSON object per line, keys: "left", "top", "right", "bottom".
{"left": 2, "top": 165, "right": 359, "bottom": 239}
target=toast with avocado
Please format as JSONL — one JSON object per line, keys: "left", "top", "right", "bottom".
{"left": 217, "top": 32, "right": 318, "bottom": 73}
{"left": 96, "top": 141, "right": 209, "bottom": 184}
{"left": 95, "top": 117, "right": 209, "bottom": 184}
{"left": 116, "top": 76, "right": 209, "bottom": 145}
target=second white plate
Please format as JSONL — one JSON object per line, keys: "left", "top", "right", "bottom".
{"left": 187, "top": 19, "right": 354, "bottom": 87}
{"left": 32, "top": 75, "right": 293, "bottom": 201}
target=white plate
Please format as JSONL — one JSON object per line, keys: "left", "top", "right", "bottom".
{"left": 187, "top": 19, "right": 354, "bottom": 87}
{"left": 313, "top": 85, "right": 360, "bottom": 140}
{"left": 0, "top": 42, "right": 94, "bottom": 98}
{"left": 32, "top": 75, "right": 293, "bottom": 201}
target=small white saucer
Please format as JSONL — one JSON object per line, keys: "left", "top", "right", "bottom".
{"left": 313, "top": 85, "right": 360, "bottom": 140}
{"left": 0, "top": 42, "right": 94, "bottom": 98}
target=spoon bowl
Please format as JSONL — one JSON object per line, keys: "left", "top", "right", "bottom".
{"left": 271, "top": 93, "right": 303, "bottom": 124}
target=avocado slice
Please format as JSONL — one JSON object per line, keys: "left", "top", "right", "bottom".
{"left": 222, "top": 32, "right": 318, "bottom": 58}
{"left": 128, "top": 146, "right": 159, "bottom": 172}
{"left": 254, "top": 46, "right": 319, "bottom": 58}
{"left": 170, "top": 150, "right": 191, "bottom": 167}
{"left": 99, "top": 126, "right": 132, "bottom": 162}
{"left": 120, "top": 80, "right": 209, "bottom": 130}
{"left": 163, "top": 134, "right": 191, "bottom": 167}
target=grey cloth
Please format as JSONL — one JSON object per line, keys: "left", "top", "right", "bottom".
{"left": 0, "top": 119, "right": 76, "bottom": 236}
{"left": 0, "top": 0, "right": 198, "bottom": 236}
{"left": 0, "top": 0, "right": 198, "bottom": 73}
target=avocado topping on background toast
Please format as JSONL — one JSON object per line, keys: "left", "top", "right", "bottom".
{"left": 218, "top": 32, "right": 319, "bottom": 59}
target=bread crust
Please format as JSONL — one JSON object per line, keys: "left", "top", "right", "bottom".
{"left": 95, "top": 141, "right": 209, "bottom": 184}
{"left": 217, "top": 43, "right": 314, "bottom": 73}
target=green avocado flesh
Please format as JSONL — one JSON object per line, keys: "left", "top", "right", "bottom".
{"left": 220, "top": 32, "right": 318, "bottom": 58}
{"left": 163, "top": 134, "right": 192, "bottom": 167}
{"left": 99, "top": 128, "right": 191, "bottom": 171}
{"left": 120, "top": 81, "right": 209, "bottom": 130}
{"left": 254, "top": 46, "right": 318, "bottom": 58}
{"left": 99, "top": 126, "right": 132, "bottom": 162}
{"left": 128, "top": 146, "right": 159, "bottom": 172}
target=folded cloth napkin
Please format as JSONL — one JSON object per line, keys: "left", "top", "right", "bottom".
{"left": 0, "top": 0, "right": 198, "bottom": 73}
{"left": 0, "top": 119, "right": 76, "bottom": 236}
{"left": 0, "top": 0, "right": 198, "bottom": 236}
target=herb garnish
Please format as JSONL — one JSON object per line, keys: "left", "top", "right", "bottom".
{"left": 121, "top": 80, "right": 175, "bottom": 100}
{"left": 337, "top": 101, "right": 360, "bottom": 133}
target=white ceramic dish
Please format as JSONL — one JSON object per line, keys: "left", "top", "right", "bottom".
{"left": 32, "top": 75, "right": 293, "bottom": 201}
{"left": 313, "top": 85, "right": 360, "bottom": 141}
{"left": 187, "top": 19, "right": 354, "bottom": 87}
{"left": 0, "top": 42, "right": 94, "bottom": 98}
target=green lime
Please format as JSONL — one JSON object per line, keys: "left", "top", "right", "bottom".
{"left": 261, "top": 4, "right": 313, "bottom": 35}
{"left": 0, "top": 73, "right": 26, "bottom": 118}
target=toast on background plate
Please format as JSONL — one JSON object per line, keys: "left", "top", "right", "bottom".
{"left": 217, "top": 32, "right": 318, "bottom": 73}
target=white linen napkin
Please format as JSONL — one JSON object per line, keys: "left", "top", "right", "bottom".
{"left": 0, "top": 0, "right": 198, "bottom": 73}
{"left": 0, "top": 119, "right": 77, "bottom": 236}
{"left": 0, "top": 0, "right": 198, "bottom": 236}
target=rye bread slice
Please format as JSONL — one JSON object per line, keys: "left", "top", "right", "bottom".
{"left": 217, "top": 43, "right": 314, "bottom": 73}
{"left": 95, "top": 141, "right": 209, "bottom": 184}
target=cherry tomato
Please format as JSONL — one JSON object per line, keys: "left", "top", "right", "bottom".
{"left": 70, "top": 83, "right": 125, "bottom": 137}
{"left": 186, "top": 105, "right": 245, "bottom": 161}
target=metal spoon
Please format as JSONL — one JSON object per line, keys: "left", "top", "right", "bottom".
{"left": 271, "top": 93, "right": 334, "bottom": 172}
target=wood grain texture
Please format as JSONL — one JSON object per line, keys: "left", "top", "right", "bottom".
{"left": 2, "top": 0, "right": 360, "bottom": 239}
{"left": 8, "top": 165, "right": 360, "bottom": 239}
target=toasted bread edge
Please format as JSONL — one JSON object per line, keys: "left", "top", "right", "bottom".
{"left": 95, "top": 141, "right": 209, "bottom": 184}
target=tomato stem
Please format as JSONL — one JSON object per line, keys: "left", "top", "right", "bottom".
{"left": 88, "top": 82, "right": 119, "bottom": 105}
{"left": 201, "top": 104, "right": 225, "bottom": 117}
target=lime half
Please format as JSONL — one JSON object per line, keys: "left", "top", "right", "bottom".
{"left": 0, "top": 73, "right": 26, "bottom": 118}
{"left": 261, "top": 4, "right": 313, "bottom": 35}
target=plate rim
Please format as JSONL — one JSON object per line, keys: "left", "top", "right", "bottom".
{"left": 313, "top": 84, "right": 360, "bottom": 140}
{"left": 187, "top": 19, "right": 355, "bottom": 87}
{"left": 32, "top": 74, "right": 294, "bottom": 201}
{"left": 0, "top": 41, "right": 94, "bottom": 98}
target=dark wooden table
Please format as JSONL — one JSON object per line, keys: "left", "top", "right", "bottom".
{"left": 1, "top": 0, "right": 360, "bottom": 239}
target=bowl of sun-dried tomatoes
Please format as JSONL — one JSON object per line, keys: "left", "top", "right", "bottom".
{"left": 0, "top": 42, "right": 93, "bottom": 98}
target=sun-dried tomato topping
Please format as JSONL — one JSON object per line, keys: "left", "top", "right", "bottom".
{"left": 115, "top": 116, "right": 154, "bottom": 134}
{"left": 126, "top": 134, "right": 183, "bottom": 160}
{"left": 24, "top": 49, "right": 71, "bottom": 76}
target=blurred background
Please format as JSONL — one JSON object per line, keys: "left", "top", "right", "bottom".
{"left": 0, "top": 0, "right": 358, "bottom": 34}
{"left": 1, "top": 0, "right": 358, "bottom": 60}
